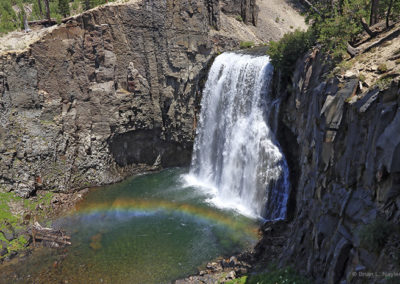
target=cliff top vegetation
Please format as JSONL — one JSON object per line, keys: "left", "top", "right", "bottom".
{"left": 267, "top": 0, "right": 400, "bottom": 83}
{"left": 0, "top": 0, "right": 120, "bottom": 35}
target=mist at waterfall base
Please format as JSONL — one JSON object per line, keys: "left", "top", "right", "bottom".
{"left": 184, "top": 52, "right": 290, "bottom": 220}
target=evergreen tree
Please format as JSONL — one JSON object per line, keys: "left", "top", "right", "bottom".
{"left": 82, "top": 0, "right": 92, "bottom": 10}
{"left": 81, "top": 0, "right": 109, "bottom": 11}
{"left": 58, "top": 0, "right": 70, "bottom": 17}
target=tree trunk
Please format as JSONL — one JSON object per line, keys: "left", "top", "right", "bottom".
{"left": 301, "top": 0, "right": 323, "bottom": 17}
{"left": 23, "top": 14, "right": 31, "bottom": 32}
{"left": 386, "top": 0, "right": 394, "bottom": 28}
{"left": 361, "top": 17, "right": 377, "bottom": 37}
{"left": 333, "top": 0, "right": 344, "bottom": 15}
{"left": 370, "top": 0, "right": 380, "bottom": 26}
{"left": 44, "top": 0, "right": 51, "bottom": 22}
{"left": 37, "top": 0, "right": 43, "bottom": 18}
{"left": 347, "top": 42, "right": 358, "bottom": 57}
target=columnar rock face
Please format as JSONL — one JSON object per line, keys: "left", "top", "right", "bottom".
{"left": 0, "top": 0, "right": 247, "bottom": 197}
{"left": 221, "top": 0, "right": 258, "bottom": 25}
{"left": 277, "top": 49, "right": 400, "bottom": 283}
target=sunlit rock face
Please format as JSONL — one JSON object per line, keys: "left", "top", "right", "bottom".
{"left": 0, "top": 0, "right": 249, "bottom": 197}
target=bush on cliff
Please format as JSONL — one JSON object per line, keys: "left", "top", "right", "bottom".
{"left": 267, "top": 0, "right": 400, "bottom": 83}
{"left": 359, "top": 218, "right": 394, "bottom": 253}
{"left": 240, "top": 41, "right": 255, "bottom": 49}
{"left": 246, "top": 266, "right": 312, "bottom": 284}
{"left": 81, "top": 0, "right": 112, "bottom": 11}
{"left": 267, "top": 28, "right": 316, "bottom": 82}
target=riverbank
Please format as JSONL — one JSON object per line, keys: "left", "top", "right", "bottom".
{"left": 0, "top": 189, "right": 88, "bottom": 263}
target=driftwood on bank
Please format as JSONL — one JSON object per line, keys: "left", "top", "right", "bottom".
{"left": 31, "top": 222, "right": 71, "bottom": 247}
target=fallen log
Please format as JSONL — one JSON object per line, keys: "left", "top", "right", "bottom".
{"left": 31, "top": 222, "right": 71, "bottom": 247}
{"left": 34, "top": 232, "right": 71, "bottom": 240}
{"left": 27, "top": 19, "right": 57, "bottom": 27}
{"left": 34, "top": 235, "right": 71, "bottom": 246}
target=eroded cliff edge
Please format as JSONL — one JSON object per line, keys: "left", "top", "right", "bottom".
{"left": 0, "top": 0, "right": 261, "bottom": 197}
{"left": 266, "top": 38, "right": 400, "bottom": 283}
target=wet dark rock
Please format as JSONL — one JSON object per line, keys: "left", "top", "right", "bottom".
{"left": 176, "top": 252, "right": 253, "bottom": 283}
{"left": 355, "top": 87, "right": 380, "bottom": 113}
{"left": 0, "top": 248, "right": 7, "bottom": 257}
{"left": 5, "top": 251, "right": 17, "bottom": 261}
{"left": 0, "top": 226, "right": 15, "bottom": 242}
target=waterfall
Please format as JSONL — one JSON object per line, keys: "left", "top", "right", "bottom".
{"left": 184, "top": 52, "right": 290, "bottom": 220}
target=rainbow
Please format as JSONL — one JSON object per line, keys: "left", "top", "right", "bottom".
{"left": 73, "top": 198, "right": 261, "bottom": 239}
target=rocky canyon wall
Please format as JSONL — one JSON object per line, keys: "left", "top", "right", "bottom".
{"left": 220, "top": 0, "right": 259, "bottom": 25}
{"left": 0, "top": 0, "right": 253, "bottom": 197}
{"left": 270, "top": 48, "right": 400, "bottom": 283}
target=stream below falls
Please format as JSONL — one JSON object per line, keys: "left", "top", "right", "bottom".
{"left": 0, "top": 168, "right": 259, "bottom": 284}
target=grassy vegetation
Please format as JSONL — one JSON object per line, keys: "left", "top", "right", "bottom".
{"left": 377, "top": 63, "right": 388, "bottom": 73}
{"left": 236, "top": 15, "right": 243, "bottom": 22}
{"left": 246, "top": 266, "right": 312, "bottom": 284}
{"left": 222, "top": 266, "right": 312, "bottom": 284}
{"left": 239, "top": 41, "right": 255, "bottom": 49}
{"left": 225, "top": 276, "right": 247, "bottom": 284}
{"left": 0, "top": 191, "right": 54, "bottom": 227}
{"left": 359, "top": 218, "right": 395, "bottom": 253}
{"left": 0, "top": 191, "right": 54, "bottom": 259}
{"left": 375, "top": 73, "right": 397, "bottom": 90}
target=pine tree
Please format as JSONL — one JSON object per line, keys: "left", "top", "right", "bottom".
{"left": 82, "top": 0, "right": 92, "bottom": 11}
{"left": 58, "top": 0, "right": 70, "bottom": 17}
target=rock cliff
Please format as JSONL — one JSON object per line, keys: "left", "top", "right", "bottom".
{"left": 221, "top": 0, "right": 259, "bottom": 26}
{"left": 267, "top": 42, "right": 400, "bottom": 283}
{"left": 0, "top": 0, "right": 261, "bottom": 197}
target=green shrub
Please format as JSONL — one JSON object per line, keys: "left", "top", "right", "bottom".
{"left": 267, "top": 29, "right": 316, "bottom": 80}
{"left": 359, "top": 218, "right": 393, "bottom": 253}
{"left": 224, "top": 276, "right": 247, "bottom": 284}
{"left": 247, "top": 266, "right": 312, "bottom": 284}
{"left": 236, "top": 15, "right": 243, "bottom": 22}
{"left": 240, "top": 41, "right": 254, "bottom": 49}
{"left": 376, "top": 73, "right": 397, "bottom": 90}
{"left": 81, "top": 0, "right": 113, "bottom": 11}
{"left": 377, "top": 63, "right": 388, "bottom": 73}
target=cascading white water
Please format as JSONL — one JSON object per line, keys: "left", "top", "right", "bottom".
{"left": 184, "top": 52, "right": 290, "bottom": 220}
